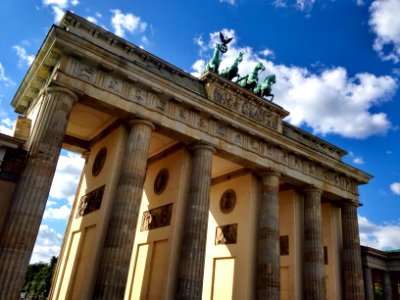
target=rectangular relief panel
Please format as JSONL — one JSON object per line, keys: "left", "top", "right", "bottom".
{"left": 140, "top": 203, "right": 173, "bottom": 231}
{"left": 215, "top": 224, "right": 238, "bottom": 245}
{"left": 75, "top": 185, "right": 105, "bottom": 217}
{"left": 211, "top": 257, "right": 235, "bottom": 300}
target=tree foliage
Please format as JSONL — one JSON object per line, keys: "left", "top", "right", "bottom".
{"left": 21, "top": 256, "right": 57, "bottom": 299}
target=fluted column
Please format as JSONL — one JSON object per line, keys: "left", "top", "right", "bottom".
{"left": 341, "top": 200, "right": 365, "bottom": 300}
{"left": 257, "top": 170, "right": 281, "bottom": 300}
{"left": 303, "top": 186, "right": 327, "bottom": 300}
{"left": 383, "top": 271, "right": 392, "bottom": 300}
{"left": 363, "top": 267, "right": 374, "bottom": 300}
{"left": 93, "top": 119, "right": 155, "bottom": 299}
{"left": 175, "top": 143, "right": 215, "bottom": 300}
{"left": 0, "top": 86, "right": 78, "bottom": 299}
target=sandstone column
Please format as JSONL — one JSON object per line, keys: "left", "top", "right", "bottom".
{"left": 363, "top": 267, "right": 374, "bottom": 300}
{"left": 341, "top": 200, "right": 365, "bottom": 300}
{"left": 303, "top": 186, "right": 327, "bottom": 300}
{"left": 383, "top": 271, "right": 392, "bottom": 300}
{"left": 257, "top": 170, "right": 281, "bottom": 300}
{"left": 175, "top": 143, "right": 215, "bottom": 300}
{"left": 0, "top": 86, "right": 78, "bottom": 299}
{"left": 93, "top": 119, "right": 155, "bottom": 299}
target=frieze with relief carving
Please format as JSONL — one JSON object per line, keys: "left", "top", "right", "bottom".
{"left": 214, "top": 87, "right": 279, "bottom": 130}
{"left": 65, "top": 58, "right": 360, "bottom": 195}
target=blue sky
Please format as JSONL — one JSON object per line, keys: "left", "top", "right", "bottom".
{"left": 1, "top": 0, "right": 400, "bottom": 262}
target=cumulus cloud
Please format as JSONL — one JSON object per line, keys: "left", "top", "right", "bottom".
{"left": 110, "top": 9, "right": 147, "bottom": 38}
{"left": 12, "top": 46, "right": 34, "bottom": 67}
{"left": 49, "top": 152, "right": 85, "bottom": 205}
{"left": 0, "top": 118, "right": 14, "bottom": 136}
{"left": 42, "top": 0, "right": 79, "bottom": 23}
{"left": 30, "top": 224, "right": 63, "bottom": 263}
{"left": 390, "top": 182, "right": 400, "bottom": 195}
{"left": 44, "top": 204, "right": 71, "bottom": 220}
{"left": 359, "top": 215, "right": 400, "bottom": 250}
{"left": 193, "top": 29, "right": 398, "bottom": 139}
{"left": 369, "top": 0, "right": 400, "bottom": 63}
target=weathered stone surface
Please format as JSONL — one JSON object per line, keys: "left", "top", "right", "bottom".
{"left": 342, "top": 201, "right": 365, "bottom": 300}
{"left": 257, "top": 170, "right": 281, "bottom": 300}
{"left": 93, "top": 119, "right": 155, "bottom": 299}
{"left": 175, "top": 143, "right": 215, "bottom": 300}
{"left": 303, "top": 187, "right": 327, "bottom": 300}
{"left": 0, "top": 87, "right": 77, "bottom": 300}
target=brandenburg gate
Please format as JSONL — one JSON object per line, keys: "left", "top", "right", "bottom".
{"left": 0, "top": 11, "right": 371, "bottom": 300}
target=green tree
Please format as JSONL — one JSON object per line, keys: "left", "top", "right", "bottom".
{"left": 22, "top": 256, "right": 57, "bottom": 299}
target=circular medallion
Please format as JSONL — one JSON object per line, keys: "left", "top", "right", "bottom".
{"left": 154, "top": 169, "right": 169, "bottom": 194}
{"left": 92, "top": 147, "right": 107, "bottom": 177}
{"left": 220, "top": 189, "right": 236, "bottom": 214}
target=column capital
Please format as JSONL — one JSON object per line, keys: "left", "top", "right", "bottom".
{"left": 302, "top": 185, "right": 323, "bottom": 196}
{"left": 128, "top": 118, "right": 156, "bottom": 131}
{"left": 190, "top": 142, "right": 216, "bottom": 154}
{"left": 258, "top": 169, "right": 281, "bottom": 179}
{"left": 46, "top": 85, "right": 79, "bottom": 103}
{"left": 340, "top": 199, "right": 362, "bottom": 208}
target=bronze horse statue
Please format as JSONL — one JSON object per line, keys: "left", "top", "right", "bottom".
{"left": 236, "top": 62, "right": 265, "bottom": 92}
{"left": 204, "top": 44, "right": 222, "bottom": 74}
{"left": 219, "top": 52, "right": 243, "bottom": 81}
{"left": 254, "top": 74, "right": 276, "bottom": 101}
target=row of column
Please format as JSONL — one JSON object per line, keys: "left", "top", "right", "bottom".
{"left": 258, "top": 175, "right": 366, "bottom": 300}
{"left": 364, "top": 267, "right": 393, "bottom": 300}
{"left": 0, "top": 85, "right": 366, "bottom": 299}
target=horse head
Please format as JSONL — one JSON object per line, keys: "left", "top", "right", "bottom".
{"left": 255, "top": 62, "right": 265, "bottom": 73}
{"left": 237, "top": 52, "right": 243, "bottom": 62}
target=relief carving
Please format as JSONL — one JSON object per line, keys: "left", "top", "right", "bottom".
{"left": 215, "top": 224, "right": 237, "bottom": 245}
{"left": 106, "top": 77, "right": 122, "bottom": 93}
{"left": 216, "top": 123, "right": 227, "bottom": 137}
{"left": 78, "top": 65, "right": 96, "bottom": 82}
{"left": 198, "top": 115, "right": 208, "bottom": 129}
{"left": 134, "top": 88, "right": 145, "bottom": 102}
{"left": 212, "top": 88, "right": 278, "bottom": 130}
{"left": 76, "top": 185, "right": 105, "bottom": 218}
{"left": 156, "top": 98, "right": 167, "bottom": 112}
{"left": 140, "top": 203, "right": 173, "bottom": 231}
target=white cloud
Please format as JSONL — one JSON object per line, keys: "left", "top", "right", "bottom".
{"left": 42, "top": 0, "right": 68, "bottom": 8}
{"left": 348, "top": 152, "right": 365, "bottom": 165}
{"left": 44, "top": 204, "right": 71, "bottom": 220}
{"left": 0, "top": 118, "right": 14, "bottom": 136}
{"left": 272, "top": 0, "right": 316, "bottom": 12}
{"left": 359, "top": 215, "right": 400, "bottom": 250}
{"left": 390, "top": 182, "right": 400, "bottom": 195}
{"left": 369, "top": 0, "right": 400, "bottom": 63}
{"left": 12, "top": 45, "right": 34, "bottom": 67}
{"left": 42, "top": 0, "right": 79, "bottom": 23}
{"left": 110, "top": 9, "right": 147, "bottom": 38}
{"left": 220, "top": 0, "right": 236, "bottom": 5}
{"left": 49, "top": 152, "right": 85, "bottom": 204}
{"left": 353, "top": 157, "right": 365, "bottom": 165}
{"left": 86, "top": 16, "right": 98, "bottom": 24}
{"left": 30, "top": 225, "right": 63, "bottom": 263}
{"left": 194, "top": 29, "right": 398, "bottom": 139}
{"left": 0, "top": 63, "right": 15, "bottom": 87}
{"left": 260, "top": 48, "right": 275, "bottom": 58}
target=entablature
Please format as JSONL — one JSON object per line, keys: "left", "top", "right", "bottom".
{"left": 11, "top": 11, "right": 372, "bottom": 200}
